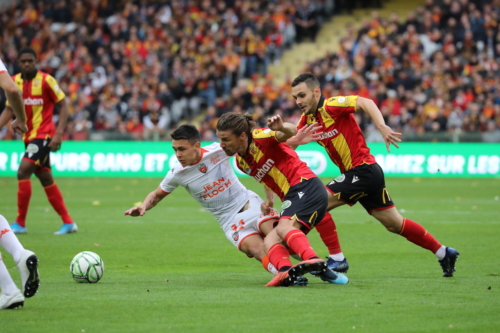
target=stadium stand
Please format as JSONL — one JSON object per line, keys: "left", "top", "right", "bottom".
{"left": 0, "top": 0, "right": 499, "bottom": 142}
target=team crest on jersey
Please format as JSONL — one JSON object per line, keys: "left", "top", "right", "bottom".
{"left": 249, "top": 143, "right": 257, "bottom": 154}
{"left": 232, "top": 231, "right": 239, "bottom": 241}
{"left": 33, "top": 79, "right": 41, "bottom": 87}
{"left": 198, "top": 163, "right": 207, "bottom": 173}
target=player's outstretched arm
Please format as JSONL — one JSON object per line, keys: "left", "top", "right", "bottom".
{"left": 0, "top": 71, "right": 27, "bottom": 134}
{"left": 261, "top": 185, "right": 276, "bottom": 215}
{"left": 49, "top": 98, "right": 69, "bottom": 152}
{"left": 124, "top": 186, "right": 168, "bottom": 217}
{"left": 286, "top": 122, "right": 323, "bottom": 149}
{"left": 356, "top": 97, "right": 402, "bottom": 152}
{"left": 268, "top": 115, "right": 297, "bottom": 142}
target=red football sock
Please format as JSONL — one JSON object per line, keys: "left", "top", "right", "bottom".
{"left": 284, "top": 229, "right": 318, "bottom": 261}
{"left": 399, "top": 218, "right": 442, "bottom": 253}
{"left": 315, "top": 212, "right": 342, "bottom": 255}
{"left": 44, "top": 183, "right": 73, "bottom": 224}
{"left": 16, "top": 179, "right": 32, "bottom": 227}
{"left": 267, "top": 244, "right": 293, "bottom": 271}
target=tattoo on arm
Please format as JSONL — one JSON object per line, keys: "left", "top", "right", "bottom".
{"left": 148, "top": 195, "right": 159, "bottom": 208}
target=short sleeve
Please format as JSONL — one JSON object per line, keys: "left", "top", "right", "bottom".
{"left": 324, "top": 96, "right": 358, "bottom": 117}
{"left": 45, "top": 75, "right": 65, "bottom": 103}
{"left": 159, "top": 167, "right": 180, "bottom": 194}
{"left": 0, "top": 59, "right": 6, "bottom": 73}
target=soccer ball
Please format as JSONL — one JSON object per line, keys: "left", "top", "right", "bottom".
{"left": 70, "top": 251, "right": 105, "bottom": 283}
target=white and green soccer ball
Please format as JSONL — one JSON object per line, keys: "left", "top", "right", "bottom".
{"left": 70, "top": 251, "right": 105, "bottom": 283}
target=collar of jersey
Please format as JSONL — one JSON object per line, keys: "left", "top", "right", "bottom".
{"left": 316, "top": 95, "right": 326, "bottom": 112}
{"left": 188, "top": 147, "right": 209, "bottom": 166}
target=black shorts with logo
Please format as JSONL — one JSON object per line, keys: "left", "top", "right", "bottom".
{"left": 279, "top": 177, "right": 328, "bottom": 230}
{"left": 23, "top": 138, "right": 52, "bottom": 171}
{"left": 326, "top": 163, "right": 395, "bottom": 214}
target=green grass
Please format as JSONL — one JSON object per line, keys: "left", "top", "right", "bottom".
{"left": 0, "top": 177, "right": 499, "bottom": 332}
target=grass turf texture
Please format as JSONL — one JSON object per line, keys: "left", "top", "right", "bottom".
{"left": 0, "top": 177, "right": 499, "bottom": 332}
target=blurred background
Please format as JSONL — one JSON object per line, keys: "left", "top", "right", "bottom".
{"left": 1, "top": 0, "right": 499, "bottom": 145}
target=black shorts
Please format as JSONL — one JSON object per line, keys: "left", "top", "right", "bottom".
{"left": 279, "top": 177, "right": 328, "bottom": 230}
{"left": 326, "top": 163, "right": 395, "bottom": 214}
{"left": 23, "top": 138, "right": 52, "bottom": 172}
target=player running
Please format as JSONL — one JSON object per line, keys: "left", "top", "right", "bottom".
{"left": 287, "top": 73, "right": 459, "bottom": 277}
{"left": 216, "top": 112, "right": 348, "bottom": 287}
{"left": 0, "top": 58, "right": 40, "bottom": 310}
{"left": 124, "top": 125, "right": 309, "bottom": 285}
{"left": 0, "top": 47, "right": 77, "bottom": 235}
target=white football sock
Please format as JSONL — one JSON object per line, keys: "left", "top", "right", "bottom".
{"left": 435, "top": 245, "right": 447, "bottom": 260}
{"left": 329, "top": 252, "right": 345, "bottom": 261}
{"left": 0, "top": 253, "right": 19, "bottom": 295}
{"left": 0, "top": 215, "right": 24, "bottom": 263}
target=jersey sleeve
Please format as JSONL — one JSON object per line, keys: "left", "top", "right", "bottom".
{"left": 324, "top": 96, "right": 358, "bottom": 117}
{"left": 0, "top": 59, "right": 6, "bottom": 73}
{"left": 252, "top": 128, "right": 279, "bottom": 144}
{"left": 159, "top": 167, "right": 180, "bottom": 194}
{"left": 45, "top": 75, "right": 65, "bottom": 103}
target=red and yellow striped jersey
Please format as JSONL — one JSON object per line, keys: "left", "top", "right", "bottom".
{"left": 236, "top": 128, "right": 317, "bottom": 201}
{"left": 6, "top": 71, "right": 65, "bottom": 143}
{"left": 297, "top": 95, "right": 376, "bottom": 174}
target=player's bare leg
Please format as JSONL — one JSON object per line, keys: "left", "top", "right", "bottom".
{"left": 327, "top": 193, "right": 347, "bottom": 211}
{"left": 372, "top": 207, "right": 459, "bottom": 277}
{"left": 35, "top": 169, "right": 77, "bottom": 234}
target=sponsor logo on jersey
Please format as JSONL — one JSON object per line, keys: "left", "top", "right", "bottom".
{"left": 320, "top": 129, "right": 339, "bottom": 140}
{"left": 26, "top": 143, "right": 39, "bottom": 154}
{"left": 24, "top": 97, "right": 44, "bottom": 105}
{"left": 210, "top": 154, "right": 221, "bottom": 164}
{"left": 201, "top": 177, "right": 233, "bottom": 200}
{"left": 338, "top": 97, "right": 346, "bottom": 103}
{"left": 334, "top": 174, "right": 345, "bottom": 182}
{"left": 198, "top": 163, "right": 207, "bottom": 173}
{"left": 254, "top": 158, "right": 275, "bottom": 182}
{"left": 281, "top": 200, "right": 291, "bottom": 211}
{"left": 352, "top": 175, "right": 359, "bottom": 183}
{"left": 298, "top": 191, "right": 305, "bottom": 199}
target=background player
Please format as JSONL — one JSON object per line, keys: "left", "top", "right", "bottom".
{"left": 287, "top": 73, "right": 459, "bottom": 277}
{"left": 0, "top": 47, "right": 77, "bottom": 235}
{"left": 0, "top": 58, "right": 40, "bottom": 310}
{"left": 216, "top": 112, "right": 348, "bottom": 286}
{"left": 124, "top": 125, "right": 305, "bottom": 283}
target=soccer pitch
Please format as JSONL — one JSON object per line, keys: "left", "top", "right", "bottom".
{"left": 0, "top": 177, "right": 499, "bottom": 332}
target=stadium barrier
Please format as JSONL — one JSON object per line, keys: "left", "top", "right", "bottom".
{"left": 0, "top": 141, "right": 499, "bottom": 178}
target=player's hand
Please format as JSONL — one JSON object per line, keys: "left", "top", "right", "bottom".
{"left": 267, "top": 115, "right": 284, "bottom": 131}
{"left": 49, "top": 133, "right": 63, "bottom": 152}
{"left": 378, "top": 124, "right": 402, "bottom": 152}
{"left": 10, "top": 118, "right": 28, "bottom": 135}
{"left": 261, "top": 200, "right": 274, "bottom": 215}
{"left": 294, "top": 122, "right": 323, "bottom": 144}
{"left": 124, "top": 206, "right": 146, "bottom": 217}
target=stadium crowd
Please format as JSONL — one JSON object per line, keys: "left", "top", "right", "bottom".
{"left": 301, "top": 0, "right": 500, "bottom": 142}
{"left": 0, "top": 0, "right": 499, "bottom": 142}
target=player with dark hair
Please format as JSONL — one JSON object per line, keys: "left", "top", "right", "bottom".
{"left": 216, "top": 112, "right": 348, "bottom": 286}
{"left": 124, "top": 125, "right": 309, "bottom": 286}
{"left": 287, "top": 72, "right": 459, "bottom": 277}
{"left": 0, "top": 47, "right": 77, "bottom": 235}
{"left": 0, "top": 58, "right": 40, "bottom": 310}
